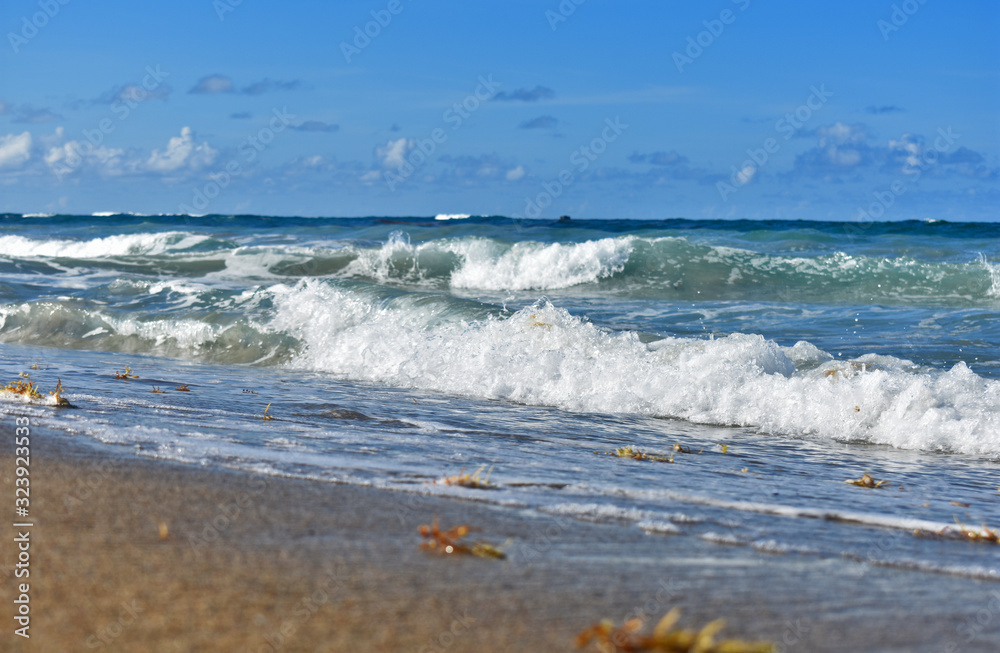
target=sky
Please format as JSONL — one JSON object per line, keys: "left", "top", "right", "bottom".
{"left": 0, "top": 0, "right": 998, "bottom": 221}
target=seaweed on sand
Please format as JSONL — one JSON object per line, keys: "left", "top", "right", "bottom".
{"left": 575, "top": 608, "right": 775, "bottom": 653}
{"left": 418, "top": 519, "right": 506, "bottom": 559}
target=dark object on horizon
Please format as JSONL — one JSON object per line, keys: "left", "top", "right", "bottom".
{"left": 558, "top": 215, "right": 571, "bottom": 222}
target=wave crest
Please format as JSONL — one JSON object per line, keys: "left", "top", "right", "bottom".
{"left": 268, "top": 280, "right": 1000, "bottom": 456}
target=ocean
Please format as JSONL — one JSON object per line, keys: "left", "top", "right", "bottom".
{"left": 2, "top": 213, "right": 999, "bottom": 587}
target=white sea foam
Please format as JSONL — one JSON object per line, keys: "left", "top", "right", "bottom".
{"left": 0, "top": 232, "right": 210, "bottom": 258}
{"left": 636, "top": 519, "right": 683, "bottom": 535}
{"left": 341, "top": 235, "right": 635, "bottom": 290}
{"left": 699, "top": 531, "right": 747, "bottom": 546}
{"left": 267, "top": 279, "right": 1000, "bottom": 456}
{"left": 449, "top": 237, "right": 633, "bottom": 290}
{"left": 980, "top": 253, "right": 1000, "bottom": 298}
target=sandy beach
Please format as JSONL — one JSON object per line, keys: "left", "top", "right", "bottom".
{"left": 0, "top": 433, "right": 996, "bottom": 652}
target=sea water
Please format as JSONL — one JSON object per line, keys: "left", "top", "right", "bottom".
{"left": 1, "top": 213, "right": 999, "bottom": 587}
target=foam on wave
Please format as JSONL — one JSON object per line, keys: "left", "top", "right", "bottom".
{"left": 0, "top": 232, "right": 211, "bottom": 258}
{"left": 334, "top": 234, "right": 999, "bottom": 303}
{"left": 267, "top": 280, "right": 1000, "bottom": 456}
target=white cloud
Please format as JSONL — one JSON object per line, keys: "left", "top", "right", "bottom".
{"left": 146, "top": 127, "right": 217, "bottom": 172}
{"left": 791, "top": 122, "right": 874, "bottom": 177}
{"left": 816, "top": 123, "right": 870, "bottom": 166}
{"left": 377, "top": 138, "right": 413, "bottom": 169}
{"left": 505, "top": 165, "right": 526, "bottom": 181}
{"left": 0, "top": 132, "right": 32, "bottom": 169}
{"left": 888, "top": 134, "right": 923, "bottom": 174}
{"left": 817, "top": 122, "right": 869, "bottom": 146}
{"left": 45, "top": 141, "right": 126, "bottom": 176}
{"left": 189, "top": 75, "right": 234, "bottom": 94}
{"left": 735, "top": 164, "right": 756, "bottom": 185}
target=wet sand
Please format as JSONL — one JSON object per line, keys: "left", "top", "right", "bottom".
{"left": 1, "top": 435, "right": 997, "bottom": 652}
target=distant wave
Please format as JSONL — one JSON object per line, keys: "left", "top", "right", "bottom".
{"left": 0, "top": 232, "right": 213, "bottom": 258}
{"left": 336, "top": 234, "right": 1000, "bottom": 305}
{"left": 2, "top": 231, "right": 997, "bottom": 305}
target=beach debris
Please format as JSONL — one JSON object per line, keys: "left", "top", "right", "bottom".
{"left": 824, "top": 361, "right": 887, "bottom": 380}
{"left": 150, "top": 386, "right": 165, "bottom": 393}
{"left": 158, "top": 521, "right": 170, "bottom": 541}
{"left": 575, "top": 608, "right": 775, "bottom": 653}
{"left": 49, "top": 378, "right": 72, "bottom": 407}
{"left": 599, "top": 446, "right": 674, "bottom": 463}
{"left": 718, "top": 444, "right": 728, "bottom": 454}
{"left": 261, "top": 403, "right": 274, "bottom": 421}
{"left": 434, "top": 465, "right": 496, "bottom": 489}
{"left": 528, "top": 314, "right": 553, "bottom": 330}
{"left": 915, "top": 519, "right": 1000, "bottom": 544}
{"left": 174, "top": 384, "right": 191, "bottom": 392}
{"left": 2, "top": 378, "right": 43, "bottom": 400}
{"left": 951, "top": 522, "right": 1000, "bottom": 544}
{"left": 845, "top": 473, "right": 888, "bottom": 488}
{"left": 242, "top": 388, "right": 258, "bottom": 394}
{"left": 114, "top": 366, "right": 138, "bottom": 380}
{"left": 3, "top": 377, "right": 73, "bottom": 407}
{"left": 418, "top": 519, "right": 506, "bottom": 559}
{"left": 19, "top": 371, "right": 30, "bottom": 378}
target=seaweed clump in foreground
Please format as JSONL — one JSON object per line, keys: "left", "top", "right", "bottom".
{"left": 2, "top": 377, "right": 73, "bottom": 407}
{"left": 576, "top": 608, "right": 775, "bottom": 652}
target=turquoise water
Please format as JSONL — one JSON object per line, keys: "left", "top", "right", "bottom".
{"left": 2, "top": 213, "right": 999, "bottom": 593}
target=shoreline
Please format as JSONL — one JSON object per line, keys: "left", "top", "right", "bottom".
{"left": 1, "top": 435, "right": 998, "bottom": 651}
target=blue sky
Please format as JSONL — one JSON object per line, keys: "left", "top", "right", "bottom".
{"left": 1, "top": 0, "right": 998, "bottom": 220}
